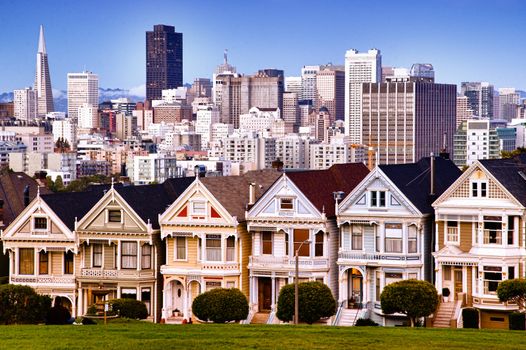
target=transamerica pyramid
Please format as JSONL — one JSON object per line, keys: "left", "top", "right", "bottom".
{"left": 34, "top": 25, "right": 54, "bottom": 116}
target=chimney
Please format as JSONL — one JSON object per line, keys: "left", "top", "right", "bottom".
{"left": 430, "top": 153, "right": 435, "bottom": 196}
{"left": 23, "top": 185, "right": 30, "bottom": 207}
{"left": 0, "top": 199, "right": 4, "bottom": 226}
{"left": 439, "top": 132, "right": 450, "bottom": 159}
{"left": 248, "top": 183, "right": 256, "bottom": 206}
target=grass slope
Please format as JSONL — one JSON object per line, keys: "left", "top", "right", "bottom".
{"left": 0, "top": 321, "right": 524, "bottom": 350}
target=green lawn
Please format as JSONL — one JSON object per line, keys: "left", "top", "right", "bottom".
{"left": 0, "top": 321, "right": 524, "bottom": 350}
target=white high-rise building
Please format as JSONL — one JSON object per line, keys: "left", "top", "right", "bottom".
{"left": 195, "top": 105, "right": 221, "bottom": 149}
{"left": 301, "top": 65, "right": 321, "bottom": 103}
{"left": 344, "top": 48, "right": 381, "bottom": 142}
{"left": 14, "top": 88, "right": 37, "bottom": 122}
{"left": 285, "top": 76, "right": 302, "bottom": 98}
{"left": 77, "top": 103, "right": 98, "bottom": 129}
{"left": 52, "top": 119, "right": 77, "bottom": 149}
{"left": 67, "top": 71, "right": 99, "bottom": 120}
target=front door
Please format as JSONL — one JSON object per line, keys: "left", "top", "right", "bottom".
{"left": 348, "top": 268, "right": 363, "bottom": 308}
{"left": 171, "top": 281, "right": 184, "bottom": 316}
{"left": 258, "top": 278, "right": 272, "bottom": 311}
{"left": 454, "top": 268, "right": 463, "bottom": 299}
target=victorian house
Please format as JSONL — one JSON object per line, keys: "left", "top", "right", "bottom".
{"left": 74, "top": 179, "right": 193, "bottom": 322}
{"left": 246, "top": 163, "right": 369, "bottom": 323}
{"left": 433, "top": 156, "right": 526, "bottom": 329}
{"left": 159, "top": 170, "right": 279, "bottom": 322}
{"left": 336, "top": 156, "right": 460, "bottom": 326}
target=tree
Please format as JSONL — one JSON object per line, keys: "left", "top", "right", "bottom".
{"left": 501, "top": 147, "right": 526, "bottom": 159}
{"left": 497, "top": 278, "right": 526, "bottom": 311}
{"left": 109, "top": 299, "right": 148, "bottom": 319}
{"left": 276, "top": 281, "right": 336, "bottom": 324}
{"left": 0, "top": 285, "right": 51, "bottom": 324}
{"left": 380, "top": 279, "right": 438, "bottom": 327}
{"left": 54, "top": 175, "right": 64, "bottom": 192}
{"left": 192, "top": 288, "right": 248, "bottom": 323}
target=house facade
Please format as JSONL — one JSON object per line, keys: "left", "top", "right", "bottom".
{"left": 433, "top": 157, "right": 526, "bottom": 329}
{"left": 159, "top": 170, "right": 279, "bottom": 322}
{"left": 246, "top": 164, "right": 369, "bottom": 323}
{"left": 337, "top": 156, "right": 461, "bottom": 326}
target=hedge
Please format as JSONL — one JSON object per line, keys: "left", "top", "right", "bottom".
{"left": 355, "top": 318, "right": 378, "bottom": 326}
{"left": 276, "top": 281, "right": 336, "bottom": 324}
{"left": 462, "top": 308, "right": 479, "bottom": 329}
{"left": 192, "top": 288, "right": 248, "bottom": 323}
{"left": 509, "top": 312, "right": 525, "bottom": 330}
{"left": 109, "top": 299, "right": 148, "bottom": 319}
{"left": 0, "top": 284, "right": 51, "bottom": 324}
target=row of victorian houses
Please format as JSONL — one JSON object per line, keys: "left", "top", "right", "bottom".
{"left": 1, "top": 153, "right": 526, "bottom": 329}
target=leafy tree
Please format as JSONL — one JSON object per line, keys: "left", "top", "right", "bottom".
{"left": 109, "top": 299, "right": 148, "bottom": 319}
{"left": 380, "top": 279, "right": 438, "bottom": 327}
{"left": 192, "top": 288, "right": 248, "bottom": 323}
{"left": 54, "top": 175, "right": 64, "bottom": 192}
{"left": 501, "top": 147, "right": 526, "bottom": 159}
{"left": 276, "top": 281, "right": 336, "bottom": 324}
{"left": 497, "top": 278, "right": 526, "bottom": 311}
{"left": 0, "top": 285, "right": 51, "bottom": 324}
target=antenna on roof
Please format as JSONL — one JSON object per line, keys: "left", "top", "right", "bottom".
{"left": 111, "top": 177, "right": 114, "bottom": 189}
{"left": 37, "top": 185, "right": 40, "bottom": 198}
{"left": 224, "top": 49, "right": 228, "bottom": 65}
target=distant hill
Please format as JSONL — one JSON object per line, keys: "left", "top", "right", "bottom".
{"left": 0, "top": 88, "right": 144, "bottom": 113}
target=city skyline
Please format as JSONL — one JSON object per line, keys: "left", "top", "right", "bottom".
{"left": 1, "top": 0, "right": 525, "bottom": 95}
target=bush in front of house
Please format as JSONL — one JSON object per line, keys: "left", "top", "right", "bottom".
{"left": 497, "top": 278, "right": 526, "bottom": 310}
{"left": 509, "top": 312, "right": 525, "bottom": 330}
{"left": 380, "top": 279, "right": 438, "bottom": 327}
{"left": 276, "top": 281, "right": 336, "bottom": 324}
{"left": 109, "top": 299, "right": 148, "bottom": 320}
{"left": 192, "top": 288, "right": 248, "bottom": 323}
{"left": 355, "top": 318, "right": 379, "bottom": 326}
{"left": 462, "top": 308, "right": 479, "bottom": 328}
{"left": 0, "top": 284, "right": 51, "bottom": 324}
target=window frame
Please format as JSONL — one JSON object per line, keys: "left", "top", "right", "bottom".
{"left": 33, "top": 217, "right": 48, "bottom": 231}
{"left": 39, "top": 251, "right": 48, "bottom": 275}
{"left": 370, "top": 190, "right": 386, "bottom": 208}
{"left": 64, "top": 251, "right": 74, "bottom": 275}
{"left": 121, "top": 241, "right": 138, "bottom": 269}
{"left": 141, "top": 244, "right": 152, "bottom": 269}
{"left": 261, "top": 232, "right": 273, "bottom": 255}
{"left": 92, "top": 244, "right": 103, "bottom": 268}
{"left": 108, "top": 209, "right": 122, "bottom": 223}
{"left": 279, "top": 197, "right": 294, "bottom": 211}
{"left": 19, "top": 248, "right": 35, "bottom": 275}
{"left": 174, "top": 237, "right": 187, "bottom": 261}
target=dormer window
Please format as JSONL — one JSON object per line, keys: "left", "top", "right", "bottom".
{"left": 471, "top": 181, "right": 487, "bottom": 198}
{"left": 108, "top": 210, "right": 122, "bottom": 223}
{"left": 280, "top": 198, "right": 294, "bottom": 210}
{"left": 370, "top": 191, "right": 386, "bottom": 207}
{"left": 33, "top": 217, "right": 48, "bottom": 230}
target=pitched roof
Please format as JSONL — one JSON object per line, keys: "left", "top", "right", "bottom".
{"left": 200, "top": 169, "right": 281, "bottom": 221}
{"left": 479, "top": 155, "right": 526, "bottom": 206}
{"left": 0, "top": 172, "right": 52, "bottom": 229}
{"left": 379, "top": 156, "right": 462, "bottom": 213}
{"left": 286, "top": 163, "right": 370, "bottom": 217}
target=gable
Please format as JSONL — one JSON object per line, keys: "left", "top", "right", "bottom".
{"left": 338, "top": 169, "right": 421, "bottom": 217}
{"left": 160, "top": 180, "right": 234, "bottom": 230}
{"left": 76, "top": 188, "right": 148, "bottom": 233}
{"left": 2, "top": 197, "right": 73, "bottom": 241}
{"left": 247, "top": 175, "right": 323, "bottom": 220}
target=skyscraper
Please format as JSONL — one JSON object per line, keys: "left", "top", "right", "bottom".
{"left": 316, "top": 65, "right": 345, "bottom": 122}
{"left": 67, "top": 71, "right": 99, "bottom": 121}
{"left": 498, "top": 88, "right": 520, "bottom": 122}
{"left": 146, "top": 25, "right": 183, "bottom": 101}
{"left": 34, "top": 25, "right": 54, "bottom": 116}
{"left": 344, "top": 49, "right": 381, "bottom": 143}
{"left": 14, "top": 88, "right": 37, "bottom": 122}
{"left": 301, "top": 65, "right": 321, "bottom": 104}
{"left": 461, "top": 82, "right": 494, "bottom": 119}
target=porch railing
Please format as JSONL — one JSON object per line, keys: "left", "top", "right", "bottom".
{"left": 10, "top": 275, "right": 75, "bottom": 284}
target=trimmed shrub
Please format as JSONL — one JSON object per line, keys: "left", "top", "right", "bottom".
{"left": 462, "top": 308, "right": 479, "bottom": 329}
{"left": 509, "top": 312, "right": 525, "bottom": 330}
{"left": 109, "top": 299, "right": 148, "bottom": 320}
{"left": 276, "top": 281, "right": 336, "bottom": 324}
{"left": 380, "top": 279, "right": 438, "bottom": 327}
{"left": 497, "top": 279, "right": 526, "bottom": 310}
{"left": 0, "top": 284, "right": 51, "bottom": 325}
{"left": 192, "top": 288, "right": 248, "bottom": 323}
{"left": 86, "top": 304, "right": 98, "bottom": 316}
{"left": 355, "top": 318, "right": 378, "bottom": 326}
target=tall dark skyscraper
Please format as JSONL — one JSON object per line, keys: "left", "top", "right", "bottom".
{"left": 146, "top": 24, "right": 183, "bottom": 101}
{"left": 34, "top": 25, "right": 54, "bottom": 116}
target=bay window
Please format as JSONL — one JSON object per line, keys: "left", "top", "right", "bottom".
{"left": 408, "top": 226, "right": 417, "bottom": 253}
{"left": 175, "top": 237, "right": 186, "bottom": 260}
{"left": 293, "top": 229, "right": 310, "bottom": 257}
{"left": 483, "top": 217, "right": 502, "bottom": 244}
{"left": 92, "top": 244, "right": 102, "bottom": 268}
{"left": 385, "top": 223, "right": 402, "bottom": 253}
{"left": 121, "top": 242, "right": 137, "bottom": 269}
{"left": 19, "top": 248, "right": 34, "bottom": 275}
{"left": 261, "top": 232, "right": 272, "bottom": 255}
{"left": 351, "top": 225, "right": 363, "bottom": 250}
{"left": 206, "top": 234, "right": 221, "bottom": 261}
{"left": 483, "top": 266, "right": 502, "bottom": 294}
{"left": 226, "top": 236, "right": 235, "bottom": 261}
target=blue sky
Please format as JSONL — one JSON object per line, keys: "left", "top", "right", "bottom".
{"left": 1, "top": 0, "right": 525, "bottom": 95}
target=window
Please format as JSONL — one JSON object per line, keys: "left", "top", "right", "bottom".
{"left": 385, "top": 223, "right": 402, "bottom": 253}
{"left": 192, "top": 201, "right": 206, "bottom": 215}
{"left": 108, "top": 210, "right": 121, "bottom": 223}
{"left": 407, "top": 226, "right": 418, "bottom": 253}
{"left": 293, "top": 229, "right": 310, "bottom": 257}
{"left": 261, "top": 232, "right": 272, "bottom": 255}
{"left": 175, "top": 237, "right": 186, "bottom": 260}
{"left": 280, "top": 198, "right": 294, "bottom": 210}
{"left": 315, "top": 232, "right": 324, "bottom": 256}
{"left": 39, "top": 252, "right": 48, "bottom": 275}
{"left": 34, "top": 217, "right": 47, "bottom": 230}
{"left": 446, "top": 221, "right": 459, "bottom": 243}
{"left": 370, "top": 191, "right": 386, "bottom": 207}
{"left": 509, "top": 266, "right": 515, "bottom": 280}
{"left": 141, "top": 244, "right": 152, "bottom": 269}
{"left": 206, "top": 235, "right": 221, "bottom": 261}
{"left": 206, "top": 281, "right": 221, "bottom": 291}
{"left": 141, "top": 288, "right": 151, "bottom": 315}
{"left": 483, "top": 266, "right": 502, "bottom": 294}
{"left": 351, "top": 225, "right": 363, "bottom": 250}
{"left": 92, "top": 244, "right": 102, "bottom": 268}
{"left": 375, "top": 271, "right": 381, "bottom": 302}
{"left": 508, "top": 216, "right": 515, "bottom": 245}
{"left": 385, "top": 272, "right": 403, "bottom": 285}
{"left": 226, "top": 281, "right": 235, "bottom": 288}
{"left": 471, "top": 181, "right": 488, "bottom": 198}
{"left": 19, "top": 248, "right": 34, "bottom": 275}
{"left": 483, "top": 217, "right": 502, "bottom": 244}
{"left": 121, "top": 242, "right": 138, "bottom": 269}
{"left": 121, "top": 288, "right": 137, "bottom": 299}
{"left": 285, "top": 233, "right": 289, "bottom": 256}
{"left": 226, "top": 236, "right": 235, "bottom": 261}
{"left": 375, "top": 228, "right": 380, "bottom": 252}
{"left": 64, "top": 251, "right": 74, "bottom": 274}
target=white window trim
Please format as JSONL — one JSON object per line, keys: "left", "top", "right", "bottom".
{"left": 470, "top": 180, "right": 488, "bottom": 198}
{"left": 444, "top": 221, "right": 460, "bottom": 246}
{"left": 174, "top": 236, "right": 188, "bottom": 262}
{"left": 31, "top": 215, "right": 49, "bottom": 234}
{"left": 106, "top": 208, "right": 123, "bottom": 224}
{"left": 279, "top": 197, "right": 295, "bottom": 211}
{"left": 92, "top": 244, "right": 103, "bottom": 268}
{"left": 369, "top": 190, "right": 387, "bottom": 208}
{"left": 261, "top": 232, "right": 273, "bottom": 255}
{"left": 190, "top": 200, "right": 207, "bottom": 216}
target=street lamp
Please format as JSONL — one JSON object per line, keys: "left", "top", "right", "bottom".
{"left": 294, "top": 239, "right": 311, "bottom": 325}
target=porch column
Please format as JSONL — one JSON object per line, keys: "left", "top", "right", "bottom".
{"left": 137, "top": 242, "right": 141, "bottom": 271}
{"left": 462, "top": 266, "right": 468, "bottom": 294}
{"left": 116, "top": 241, "right": 121, "bottom": 270}
{"left": 162, "top": 281, "right": 168, "bottom": 320}
{"left": 183, "top": 285, "right": 189, "bottom": 319}
{"left": 271, "top": 276, "right": 276, "bottom": 311}
{"left": 436, "top": 264, "right": 443, "bottom": 291}
{"left": 77, "top": 287, "right": 83, "bottom": 316}
{"left": 34, "top": 248, "right": 38, "bottom": 276}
